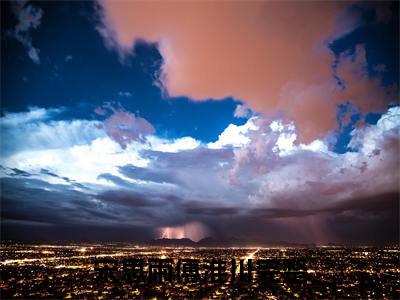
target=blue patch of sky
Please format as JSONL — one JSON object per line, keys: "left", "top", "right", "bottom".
{"left": 334, "top": 103, "right": 361, "bottom": 153}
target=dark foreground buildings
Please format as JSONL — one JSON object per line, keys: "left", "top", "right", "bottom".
{"left": 1, "top": 243, "right": 399, "bottom": 299}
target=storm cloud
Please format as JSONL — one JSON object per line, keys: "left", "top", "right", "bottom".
{"left": 1, "top": 106, "right": 398, "bottom": 244}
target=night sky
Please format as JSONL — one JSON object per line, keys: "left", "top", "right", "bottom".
{"left": 1, "top": 1, "right": 399, "bottom": 245}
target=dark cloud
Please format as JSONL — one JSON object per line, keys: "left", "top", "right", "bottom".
{"left": 324, "top": 191, "right": 399, "bottom": 214}
{"left": 1, "top": 178, "right": 116, "bottom": 226}
{"left": 251, "top": 208, "right": 316, "bottom": 219}
{"left": 10, "top": 168, "right": 31, "bottom": 177}
{"left": 40, "top": 168, "right": 88, "bottom": 189}
{"left": 1, "top": 175, "right": 398, "bottom": 245}
{"left": 251, "top": 192, "right": 399, "bottom": 218}
{"left": 96, "top": 190, "right": 167, "bottom": 208}
{"left": 184, "top": 204, "right": 240, "bottom": 216}
{"left": 40, "top": 168, "right": 59, "bottom": 177}
{"left": 135, "top": 147, "right": 236, "bottom": 199}
{"left": 118, "top": 164, "right": 179, "bottom": 185}
{"left": 97, "top": 173, "right": 134, "bottom": 188}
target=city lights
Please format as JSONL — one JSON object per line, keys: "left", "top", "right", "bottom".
{"left": 1, "top": 243, "right": 399, "bottom": 299}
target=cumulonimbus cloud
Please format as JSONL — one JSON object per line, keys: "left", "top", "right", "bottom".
{"left": 96, "top": 1, "right": 396, "bottom": 142}
{"left": 1, "top": 106, "right": 399, "bottom": 243}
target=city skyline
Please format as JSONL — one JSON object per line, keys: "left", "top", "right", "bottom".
{"left": 1, "top": 1, "right": 399, "bottom": 245}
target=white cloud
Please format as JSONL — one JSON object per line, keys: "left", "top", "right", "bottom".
{"left": 0, "top": 108, "right": 202, "bottom": 185}
{"left": 269, "top": 120, "right": 285, "bottom": 132}
{"left": 349, "top": 106, "right": 400, "bottom": 155}
{"left": 299, "top": 139, "right": 330, "bottom": 153}
{"left": 227, "top": 108, "right": 399, "bottom": 211}
{"left": 0, "top": 107, "right": 63, "bottom": 126}
{"left": 1, "top": 137, "right": 149, "bottom": 185}
{"left": 273, "top": 131, "right": 297, "bottom": 155}
{"left": 149, "top": 136, "right": 200, "bottom": 153}
{"left": 208, "top": 118, "right": 258, "bottom": 149}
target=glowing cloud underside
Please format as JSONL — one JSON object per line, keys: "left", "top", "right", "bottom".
{"left": 158, "top": 222, "right": 209, "bottom": 242}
